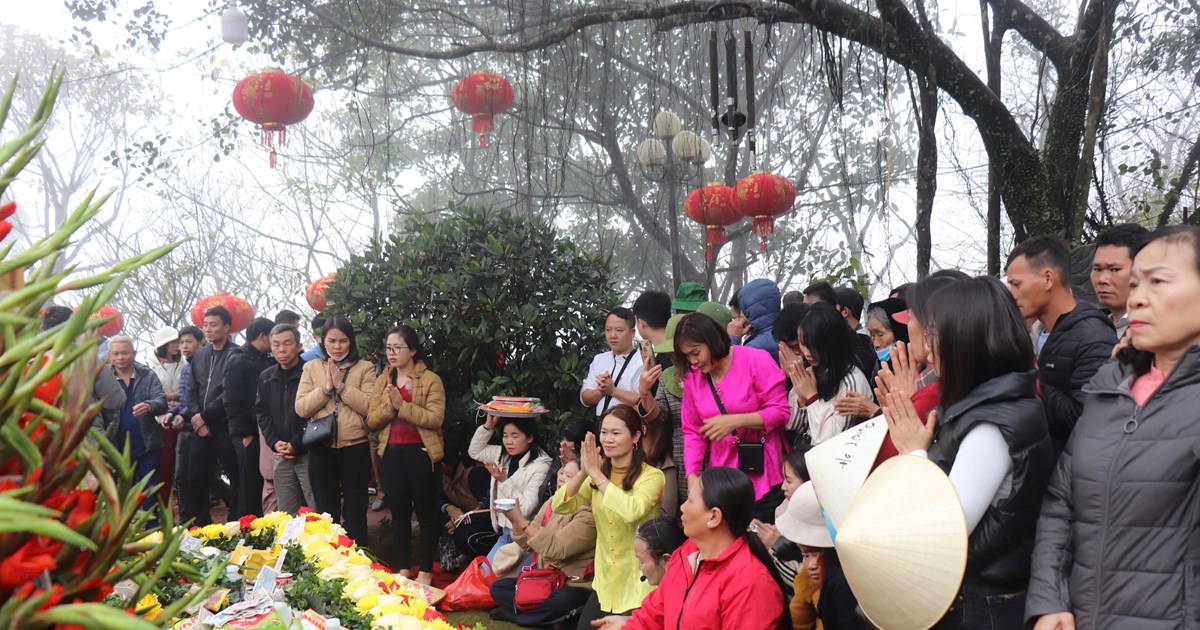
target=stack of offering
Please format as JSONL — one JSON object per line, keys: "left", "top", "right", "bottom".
{"left": 478, "top": 396, "right": 549, "bottom": 417}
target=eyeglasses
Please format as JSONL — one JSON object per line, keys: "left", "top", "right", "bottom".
{"left": 385, "top": 345, "right": 411, "bottom": 353}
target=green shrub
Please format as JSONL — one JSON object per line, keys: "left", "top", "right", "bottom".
{"left": 326, "top": 205, "right": 618, "bottom": 448}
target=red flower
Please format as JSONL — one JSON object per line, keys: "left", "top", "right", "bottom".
{"left": 297, "top": 506, "right": 312, "bottom": 514}
{"left": 423, "top": 607, "right": 446, "bottom": 622}
{"left": 304, "top": 514, "right": 320, "bottom": 522}
{"left": 189, "top": 526, "right": 201, "bottom": 535}
{"left": 369, "top": 562, "right": 390, "bottom": 573}
{"left": 238, "top": 514, "right": 257, "bottom": 530}
{"left": 13, "top": 583, "right": 64, "bottom": 612}
{"left": 43, "top": 489, "right": 97, "bottom": 529}
{"left": 336, "top": 535, "right": 353, "bottom": 548}
{"left": 0, "top": 201, "right": 14, "bottom": 221}
{"left": 0, "top": 221, "right": 11, "bottom": 242}
{"left": 0, "top": 539, "right": 60, "bottom": 590}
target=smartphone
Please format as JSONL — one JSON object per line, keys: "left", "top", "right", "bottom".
{"left": 638, "top": 338, "right": 655, "bottom": 363}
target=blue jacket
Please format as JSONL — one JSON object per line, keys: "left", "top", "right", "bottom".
{"left": 738, "top": 279, "right": 781, "bottom": 361}
{"left": 98, "top": 363, "right": 167, "bottom": 451}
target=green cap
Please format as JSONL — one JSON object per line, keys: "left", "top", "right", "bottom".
{"left": 661, "top": 366, "right": 683, "bottom": 398}
{"left": 696, "top": 301, "right": 733, "bottom": 329}
{"left": 655, "top": 314, "right": 686, "bottom": 354}
{"left": 671, "top": 281, "right": 707, "bottom": 312}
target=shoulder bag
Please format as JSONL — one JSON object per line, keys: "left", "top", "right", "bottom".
{"left": 707, "top": 374, "right": 765, "bottom": 474}
{"left": 302, "top": 368, "right": 347, "bottom": 447}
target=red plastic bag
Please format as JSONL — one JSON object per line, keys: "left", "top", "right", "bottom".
{"left": 440, "top": 555, "right": 497, "bottom": 611}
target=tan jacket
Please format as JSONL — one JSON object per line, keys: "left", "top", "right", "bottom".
{"left": 366, "top": 361, "right": 446, "bottom": 463}
{"left": 295, "top": 358, "right": 375, "bottom": 448}
{"left": 512, "top": 499, "right": 596, "bottom": 587}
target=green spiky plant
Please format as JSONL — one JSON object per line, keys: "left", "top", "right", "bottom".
{"left": 0, "top": 71, "right": 223, "bottom": 628}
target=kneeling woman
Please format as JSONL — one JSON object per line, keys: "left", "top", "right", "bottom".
{"left": 553, "top": 404, "right": 665, "bottom": 630}
{"left": 489, "top": 459, "right": 597, "bottom": 626}
{"left": 623, "top": 467, "right": 787, "bottom": 630}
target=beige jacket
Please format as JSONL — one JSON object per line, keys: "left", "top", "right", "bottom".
{"left": 513, "top": 500, "right": 596, "bottom": 587}
{"left": 295, "top": 358, "right": 375, "bottom": 448}
{"left": 366, "top": 361, "right": 446, "bottom": 462}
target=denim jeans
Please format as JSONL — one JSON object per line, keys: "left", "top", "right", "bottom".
{"left": 936, "top": 586, "right": 1025, "bottom": 629}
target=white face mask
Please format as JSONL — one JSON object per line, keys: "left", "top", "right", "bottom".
{"left": 329, "top": 348, "right": 349, "bottom": 362}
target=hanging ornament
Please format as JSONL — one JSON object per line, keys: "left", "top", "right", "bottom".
{"left": 221, "top": 2, "right": 249, "bottom": 45}
{"left": 450, "top": 72, "right": 515, "bottom": 147}
{"left": 732, "top": 172, "right": 797, "bottom": 252}
{"left": 89, "top": 305, "right": 124, "bottom": 337}
{"left": 685, "top": 183, "right": 741, "bottom": 260}
{"left": 636, "top": 138, "right": 667, "bottom": 166}
{"left": 191, "top": 293, "right": 256, "bottom": 334}
{"left": 305, "top": 274, "right": 336, "bottom": 311}
{"left": 671, "top": 131, "right": 704, "bottom": 162}
{"left": 232, "top": 69, "right": 314, "bottom": 168}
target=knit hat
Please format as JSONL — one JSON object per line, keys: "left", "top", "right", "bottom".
{"left": 153, "top": 326, "right": 179, "bottom": 350}
{"left": 695, "top": 301, "right": 733, "bottom": 329}
{"left": 775, "top": 482, "right": 832, "bottom": 548}
{"left": 671, "top": 282, "right": 707, "bottom": 312}
{"left": 836, "top": 455, "right": 968, "bottom": 630}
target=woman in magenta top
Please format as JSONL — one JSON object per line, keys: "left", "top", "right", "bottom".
{"left": 672, "top": 312, "right": 790, "bottom": 522}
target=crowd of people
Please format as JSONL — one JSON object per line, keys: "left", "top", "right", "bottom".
{"left": 70, "top": 221, "right": 1200, "bottom": 629}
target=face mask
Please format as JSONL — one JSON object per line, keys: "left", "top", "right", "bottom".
{"left": 329, "top": 348, "right": 349, "bottom": 362}
{"left": 876, "top": 345, "right": 892, "bottom": 362}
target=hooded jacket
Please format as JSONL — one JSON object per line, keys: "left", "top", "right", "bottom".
{"left": 99, "top": 362, "right": 168, "bottom": 452}
{"left": 927, "top": 370, "right": 1054, "bottom": 589}
{"left": 1037, "top": 301, "right": 1116, "bottom": 453}
{"left": 186, "top": 340, "right": 235, "bottom": 432}
{"left": 1027, "top": 348, "right": 1200, "bottom": 629}
{"left": 738, "top": 279, "right": 782, "bottom": 361}
{"left": 366, "top": 361, "right": 446, "bottom": 462}
{"left": 224, "top": 341, "right": 275, "bottom": 438}
{"left": 624, "top": 537, "right": 784, "bottom": 630}
{"left": 255, "top": 361, "right": 308, "bottom": 456}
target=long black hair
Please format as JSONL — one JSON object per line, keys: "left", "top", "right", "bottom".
{"left": 1118, "top": 225, "right": 1200, "bottom": 376}
{"left": 906, "top": 269, "right": 971, "bottom": 328}
{"left": 320, "top": 314, "right": 362, "bottom": 362}
{"left": 924, "top": 276, "right": 1035, "bottom": 409}
{"left": 699, "top": 467, "right": 790, "bottom": 630}
{"left": 797, "top": 303, "right": 858, "bottom": 400}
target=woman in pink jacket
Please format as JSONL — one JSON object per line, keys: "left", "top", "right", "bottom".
{"left": 673, "top": 313, "right": 791, "bottom": 521}
{"left": 620, "top": 467, "right": 787, "bottom": 630}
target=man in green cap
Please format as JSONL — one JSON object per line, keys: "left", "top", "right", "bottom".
{"left": 671, "top": 281, "right": 707, "bottom": 312}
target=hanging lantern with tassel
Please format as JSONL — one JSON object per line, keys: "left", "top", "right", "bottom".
{"left": 232, "top": 69, "right": 314, "bottom": 167}
{"left": 191, "top": 293, "right": 256, "bottom": 334}
{"left": 450, "top": 72, "right": 515, "bottom": 147}
{"left": 685, "top": 183, "right": 741, "bottom": 260}
{"left": 732, "top": 172, "right": 797, "bottom": 252}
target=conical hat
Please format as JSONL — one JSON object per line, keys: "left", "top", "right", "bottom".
{"left": 835, "top": 455, "right": 968, "bottom": 630}
{"left": 804, "top": 417, "right": 889, "bottom": 530}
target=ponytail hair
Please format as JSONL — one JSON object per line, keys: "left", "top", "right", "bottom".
{"left": 599, "top": 404, "right": 646, "bottom": 491}
{"left": 699, "top": 467, "right": 791, "bottom": 630}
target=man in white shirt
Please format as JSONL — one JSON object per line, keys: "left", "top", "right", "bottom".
{"left": 580, "top": 307, "right": 643, "bottom": 433}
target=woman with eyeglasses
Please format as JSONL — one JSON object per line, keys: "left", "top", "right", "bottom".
{"left": 366, "top": 324, "right": 445, "bottom": 584}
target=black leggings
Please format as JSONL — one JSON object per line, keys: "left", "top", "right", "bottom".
{"left": 380, "top": 443, "right": 441, "bottom": 572}
{"left": 491, "top": 578, "right": 591, "bottom": 626}
{"left": 308, "top": 441, "right": 371, "bottom": 546}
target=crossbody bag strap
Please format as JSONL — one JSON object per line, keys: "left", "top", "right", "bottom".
{"left": 599, "top": 351, "right": 635, "bottom": 416}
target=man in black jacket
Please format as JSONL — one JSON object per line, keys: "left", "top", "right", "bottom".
{"left": 183, "top": 305, "right": 241, "bottom": 525}
{"left": 224, "top": 317, "right": 276, "bottom": 518}
{"left": 1007, "top": 236, "right": 1116, "bottom": 454}
{"left": 256, "top": 324, "right": 314, "bottom": 514}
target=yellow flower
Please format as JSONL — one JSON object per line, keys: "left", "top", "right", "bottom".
{"left": 304, "top": 519, "right": 333, "bottom": 536}
{"left": 198, "top": 524, "right": 227, "bottom": 541}
{"left": 355, "top": 592, "right": 380, "bottom": 615}
{"left": 346, "top": 551, "right": 371, "bottom": 566}
{"left": 136, "top": 593, "right": 163, "bottom": 621}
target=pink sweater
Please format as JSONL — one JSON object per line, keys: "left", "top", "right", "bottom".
{"left": 681, "top": 345, "right": 790, "bottom": 499}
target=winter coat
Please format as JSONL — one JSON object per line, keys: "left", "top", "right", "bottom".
{"left": 1037, "top": 301, "right": 1116, "bottom": 453}
{"left": 294, "top": 358, "right": 375, "bottom": 449}
{"left": 255, "top": 362, "right": 307, "bottom": 456}
{"left": 738, "top": 279, "right": 782, "bottom": 361}
{"left": 512, "top": 499, "right": 597, "bottom": 587}
{"left": 99, "top": 363, "right": 168, "bottom": 451}
{"left": 624, "top": 537, "right": 784, "bottom": 630}
{"left": 468, "top": 424, "right": 552, "bottom": 531}
{"left": 927, "top": 370, "right": 1053, "bottom": 589}
{"left": 146, "top": 352, "right": 184, "bottom": 425}
{"left": 224, "top": 342, "right": 275, "bottom": 438}
{"left": 366, "top": 361, "right": 446, "bottom": 463}
{"left": 186, "top": 342, "right": 235, "bottom": 432}
{"left": 1026, "top": 348, "right": 1200, "bottom": 628}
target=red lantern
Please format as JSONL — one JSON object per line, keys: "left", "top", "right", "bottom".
{"left": 191, "top": 293, "right": 255, "bottom": 334}
{"left": 232, "top": 69, "right": 315, "bottom": 168}
{"left": 685, "top": 183, "right": 741, "bottom": 260}
{"left": 306, "top": 274, "right": 336, "bottom": 312}
{"left": 89, "top": 305, "right": 124, "bottom": 337}
{"left": 732, "top": 172, "right": 798, "bottom": 252}
{"left": 450, "top": 73, "right": 514, "bottom": 147}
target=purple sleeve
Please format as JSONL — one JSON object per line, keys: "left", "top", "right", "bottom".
{"left": 751, "top": 352, "right": 791, "bottom": 431}
{"left": 680, "top": 370, "right": 707, "bottom": 476}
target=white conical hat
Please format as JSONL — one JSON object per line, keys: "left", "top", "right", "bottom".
{"left": 804, "top": 417, "right": 889, "bottom": 530}
{"left": 836, "top": 455, "right": 968, "bottom": 630}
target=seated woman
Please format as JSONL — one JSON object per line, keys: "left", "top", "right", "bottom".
{"left": 621, "top": 467, "right": 787, "bottom": 630}
{"left": 438, "top": 447, "right": 491, "bottom": 572}
{"left": 464, "top": 414, "right": 552, "bottom": 560}
{"left": 489, "top": 459, "right": 597, "bottom": 626}
{"left": 553, "top": 404, "right": 664, "bottom": 630}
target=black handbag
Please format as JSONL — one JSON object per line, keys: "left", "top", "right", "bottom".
{"left": 707, "top": 374, "right": 767, "bottom": 474}
{"left": 302, "top": 368, "right": 346, "bottom": 447}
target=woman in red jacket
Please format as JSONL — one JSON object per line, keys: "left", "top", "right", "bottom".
{"left": 621, "top": 467, "right": 788, "bottom": 630}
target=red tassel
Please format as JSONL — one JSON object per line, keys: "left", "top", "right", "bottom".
{"left": 705, "top": 225, "right": 727, "bottom": 260}
{"left": 753, "top": 216, "right": 775, "bottom": 252}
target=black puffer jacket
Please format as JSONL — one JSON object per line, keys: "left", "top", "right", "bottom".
{"left": 186, "top": 342, "right": 233, "bottom": 432}
{"left": 1038, "top": 302, "right": 1116, "bottom": 453}
{"left": 255, "top": 362, "right": 307, "bottom": 456}
{"left": 927, "top": 370, "right": 1053, "bottom": 589}
{"left": 224, "top": 341, "right": 274, "bottom": 438}
{"left": 1027, "top": 348, "right": 1200, "bottom": 629}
